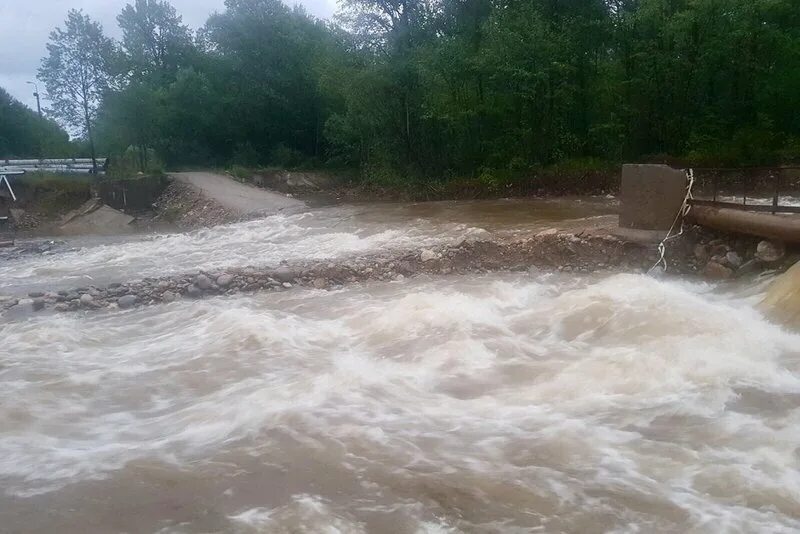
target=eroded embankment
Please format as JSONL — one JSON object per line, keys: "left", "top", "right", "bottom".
{"left": 1, "top": 231, "right": 657, "bottom": 315}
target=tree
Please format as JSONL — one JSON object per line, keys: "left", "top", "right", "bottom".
{"left": 42, "top": 0, "right": 800, "bottom": 180}
{"left": 38, "top": 9, "right": 114, "bottom": 172}
{"left": 117, "top": 0, "right": 194, "bottom": 83}
{"left": 0, "top": 87, "right": 72, "bottom": 159}
{"left": 203, "top": 0, "right": 336, "bottom": 163}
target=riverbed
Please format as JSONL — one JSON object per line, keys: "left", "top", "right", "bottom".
{"left": 2, "top": 198, "right": 800, "bottom": 533}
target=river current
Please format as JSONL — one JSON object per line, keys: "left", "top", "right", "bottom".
{"left": 2, "top": 198, "right": 800, "bottom": 533}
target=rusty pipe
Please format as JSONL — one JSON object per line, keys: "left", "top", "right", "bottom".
{"left": 688, "top": 205, "right": 800, "bottom": 243}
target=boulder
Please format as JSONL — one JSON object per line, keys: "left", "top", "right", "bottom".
{"left": 704, "top": 261, "right": 733, "bottom": 280}
{"left": 273, "top": 266, "right": 295, "bottom": 283}
{"left": 693, "top": 244, "right": 710, "bottom": 262}
{"left": 9, "top": 299, "right": 35, "bottom": 315}
{"left": 195, "top": 274, "right": 213, "bottom": 290}
{"left": 79, "top": 294, "right": 94, "bottom": 306}
{"left": 397, "top": 260, "right": 416, "bottom": 274}
{"left": 755, "top": 240, "right": 785, "bottom": 263}
{"left": 186, "top": 285, "right": 202, "bottom": 298}
{"left": 118, "top": 295, "right": 138, "bottom": 309}
{"left": 710, "top": 243, "right": 729, "bottom": 257}
{"left": 312, "top": 278, "right": 328, "bottom": 289}
{"left": 725, "top": 251, "right": 743, "bottom": 269}
{"left": 0, "top": 296, "right": 19, "bottom": 310}
{"left": 420, "top": 249, "right": 437, "bottom": 262}
{"left": 216, "top": 274, "right": 234, "bottom": 287}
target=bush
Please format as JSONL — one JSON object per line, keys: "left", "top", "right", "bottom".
{"left": 14, "top": 172, "right": 91, "bottom": 215}
{"left": 106, "top": 146, "right": 164, "bottom": 179}
{"left": 269, "top": 144, "right": 306, "bottom": 168}
{"left": 231, "top": 142, "right": 261, "bottom": 167}
{"left": 228, "top": 164, "right": 252, "bottom": 182}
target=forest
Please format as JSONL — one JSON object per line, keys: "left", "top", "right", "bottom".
{"left": 4, "top": 0, "right": 800, "bottom": 184}
{"left": 0, "top": 88, "right": 72, "bottom": 159}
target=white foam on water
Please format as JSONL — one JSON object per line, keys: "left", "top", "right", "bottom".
{"left": 0, "top": 208, "right": 489, "bottom": 293}
{"left": 230, "top": 495, "right": 365, "bottom": 533}
{"left": 2, "top": 273, "right": 800, "bottom": 531}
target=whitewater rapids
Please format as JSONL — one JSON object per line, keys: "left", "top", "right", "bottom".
{"left": 1, "top": 198, "right": 800, "bottom": 532}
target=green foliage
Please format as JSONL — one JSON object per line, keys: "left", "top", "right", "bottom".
{"left": 38, "top": 0, "right": 800, "bottom": 184}
{"left": 15, "top": 172, "right": 92, "bottom": 215}
{"left": 38, "top": 9, "right": 114, "bottom": 171}
{"left": 104, "top": 146, "right": 164, "bottom": 179}
{"left": 116, "top": 0, "right": 193, "bottom": 81}
{"left": 228, "top": 165, "right": 253, "bottom": 181}
{"left": 0, "top": 88, "right": 72, "bottom": 158}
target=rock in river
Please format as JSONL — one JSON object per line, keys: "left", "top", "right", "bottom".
{"left": 725, "top": 251, "right": 743, "bottom": 269}
{"left": 704, "top": 261, "right": 733, "bottom": 280}
{"left": 420, "top": 249, "right": 437, "bottom": 262}
{"left": 756, "top": 240, "right": 785, "bottom": 263}
{"left": 195, "top": 274, "right": 213, "bottom": 290}
{"left": 118, "top": 295, "right": 138, "bottom": 309}
{"left": 216, "top": 274, "right": 233, "bottom": 287}
{"left": 273, "top": 266, "right": 295, "bottom": 283}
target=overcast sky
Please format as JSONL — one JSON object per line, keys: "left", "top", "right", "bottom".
{"left": 0, "top": 0, "right": 337, "bottom": 112}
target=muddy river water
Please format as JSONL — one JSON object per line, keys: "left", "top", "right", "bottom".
{"left": 2, "top": 198, "right": 800, "bottom": 533}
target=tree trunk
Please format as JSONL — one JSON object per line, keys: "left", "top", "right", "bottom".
{"left": 83, "top": 101, "right": 98, "bottom": 175}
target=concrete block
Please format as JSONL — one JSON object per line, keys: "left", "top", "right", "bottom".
{"left": 619, "top": 164, "right": 687, "bottom": 231}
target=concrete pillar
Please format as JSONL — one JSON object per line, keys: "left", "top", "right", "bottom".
{"left": 619, "top": 164, "right": 687, "bottom": 231}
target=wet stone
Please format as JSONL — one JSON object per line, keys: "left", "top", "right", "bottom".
{"left": 186, "top": 285, "right": 202, "bottom": 298}
{"left": 195, "top": 274, "right": 213, "bottom": 290}
{"left": 273, "top": 266, "right": 295, "bottom": 283}
{"left": 705, "top": 261, "right": 733, "bottom": 280}
{"left": 756, "top": 240, "right": 785, "bottom": 263}
{"left": 216, "top": 274, "right": 234, "bottom": 287}
{"left": 312, "top": 278, "right": 327, "bottom": 289}
{"left": 118, "top": 295, "right": 138, "bottom": 309}
{"left": 725, "top": 251, "right": 743, "bottom": 269}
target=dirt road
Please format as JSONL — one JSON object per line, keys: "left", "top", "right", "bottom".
{"left": 171, "top": 171, "right": 305, "bottom": 216}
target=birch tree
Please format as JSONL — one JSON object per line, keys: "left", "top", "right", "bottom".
{"left": 38, "top": 10, "right": 114, "bottom": 172}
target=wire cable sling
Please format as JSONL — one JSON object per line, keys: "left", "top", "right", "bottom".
{"left": 648, "top": 168, "right": 695, "bottom": 274}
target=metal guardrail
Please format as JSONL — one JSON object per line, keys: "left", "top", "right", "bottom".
{"left": 1, "top": 158, "right": 107, "bottom": 175}
{"left": 689, "top": 166, "right": 800, "bottom": 215}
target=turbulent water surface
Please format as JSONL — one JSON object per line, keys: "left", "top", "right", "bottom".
{"left": 2, "top": 198, "right": 800, "bottom": 533}
{"left": 0, "top": 198, "right": 612, "bottom": 294}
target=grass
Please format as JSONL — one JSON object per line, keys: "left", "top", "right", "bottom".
{"left": 13, "top": 172, "right": 92, "bottom": 216}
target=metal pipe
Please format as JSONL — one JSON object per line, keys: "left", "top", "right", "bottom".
{"left": 689, "top": 205, "right": 800, "bottom": 243}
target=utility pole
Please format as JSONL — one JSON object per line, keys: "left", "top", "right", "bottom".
{"left": 26, "top": 81, "right": 41, "bottom": 117}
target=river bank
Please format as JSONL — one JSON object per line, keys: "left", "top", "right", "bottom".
{"left": 230, "top": 162, "right": 620, "bottom": 203}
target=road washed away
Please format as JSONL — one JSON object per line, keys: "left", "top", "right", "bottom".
{"left": 2, "top": 197, "right": 800, "bottom": 533}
